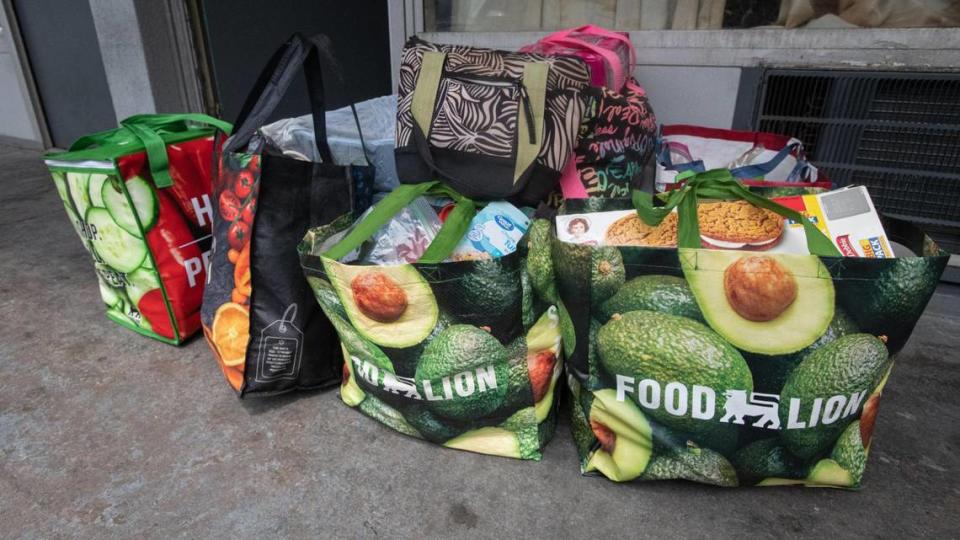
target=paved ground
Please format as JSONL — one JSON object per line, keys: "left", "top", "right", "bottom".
{"left": 1, "top": 143, "right": 958, "bottom": 539}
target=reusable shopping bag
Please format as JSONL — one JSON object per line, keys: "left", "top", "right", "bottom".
{"left": 556, "top": 80, "right": 657, "bottom": 201}
{"left": 522, "top": 26, "right": 657, "bottom": 202}
{"left": 299, "top": 182, "right": 562, "bottom": 460}
{"left": 555, "top": 170, "right": 948, "bottom": 487}
{"left": 520, "top": 25, "right": 634, "bottom": 90}
{"left": 656, "top": 125, "right": 820, "bottom": 192}
{"left": 202, "top": 33, "right": 374, "bottom": 396}
{"left": 44, "top": 113, "right": 230, "bottom": 344}
{"left": 394, "top": 37, "right": 591, "bottom": 205}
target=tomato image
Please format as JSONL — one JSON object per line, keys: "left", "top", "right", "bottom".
{"left": 241, "top": 196, "right": 257, "bottom": 225}
{"left": 219, "top": 191, "right": 241, "bottom": 222}
{"left": 234, "top": 170, "right": 255, "bottom": 199}
{"left": 228, "top": 219, "right": 250, "bottom": 251}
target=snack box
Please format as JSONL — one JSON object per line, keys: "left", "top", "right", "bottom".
{"left": 556, "top": 186, "right": 892, "bottom": 257}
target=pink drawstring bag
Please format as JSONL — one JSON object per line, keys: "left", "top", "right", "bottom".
{"left": 520, "top": 25, "right": 634, "bottom": 92}
{"left": 524, "top": 26, "right": 655, "bottom": 201}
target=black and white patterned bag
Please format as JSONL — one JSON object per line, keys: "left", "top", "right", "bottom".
{"left": 395, "top": 37, "right": 591, "bottom": 205}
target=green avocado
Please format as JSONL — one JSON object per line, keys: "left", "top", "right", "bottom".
{"left": 583, "top": 388, "right": 653, "bottom": 482}
{"left": 733, "top": 438, "right": 810, "bottom": 485}
{"left": 520, "top": 259, "right": 536, "bottom": 329}
{"left": 444, "top": 427, "right": 522, "bottom": 458}
{"left": 415, "top": 325, "right": 509, "bottom": 421}
{"left": 382, "top": 311, "right": 455, "bottom": 377}
{"left": 339, "top": 344, "right": 366, "bottom": 407}
{"left": 597, "top": 310, "right": 753, "bottom": 442}
{"left": 836, "top": 258, "right": 944, "bottom": 352}
{"left": 324, "top": 259, "right": 438, "bottom": 349}
{"left": 639, "top": 442, "right": 739, "bottom": 487}
{"left": 402, "top": 404, "right": 465, "bottom": 443}
{"left": 778, "top": 334, "right": 890, "bottom": 459}
{"left": 806, "top": 458, "right": 855, "bottom": 487}
{"left": 500, "top": 407, "right": 542, "bottom": 459}
{"left": 681, "top": 249, "right": 835, "bottom": 355}
{"left": 500, "top": 307, "right": 562, "bottom": 420}
{"left": 756, "top": 458, "right": 855, "bottom": 488}
{"left": 745, "top": 307, "right": 859, "bottom": 394}
{"left": 598, "top": 275, "right": 703, "bottom": 323}
{"left": 358, "top": 395, "right": 422, "bottom": 438}
{"left": 590, "top": 247, "right": 626, "bottom": 308}
{"left": 307, "top": 276, "right": 348, "bottom": 319}
{"left": 557, "top": 300, "right": 576, "bottom": 361}
{"left": 568, "top": 377, "right": 597, "bottom": 459}
{"left": 326, "top": 307, "right": 411, "bottom": 408}
{"left": 435, "top": 257, "right": 523, "bottom": 342}
{"left": 526, "top": 219, "right": 558, "bottom": 304}
{"left": 552, "top": 240, "right": 593, "bottom": 302}
{"left": 831, "top": 420, "right": 867, "bottom": 485}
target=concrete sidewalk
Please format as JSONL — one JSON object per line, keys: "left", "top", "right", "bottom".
{"left": 1, "top": 143, "right": 958, "bottom": 538}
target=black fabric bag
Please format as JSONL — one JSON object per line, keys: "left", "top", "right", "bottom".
{"left": 202, "top": 33, "right": 373, "bottom": 397}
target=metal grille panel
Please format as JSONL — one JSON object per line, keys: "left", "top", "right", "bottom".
{"left": 755, "top": 70, "right": 960, "bottom": 253}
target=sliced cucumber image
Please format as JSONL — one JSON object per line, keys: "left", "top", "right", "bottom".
{"left": 88, "top": 174, "right": 109, "bottom": 208}
{"left": 51, "top": 171, "right": 71, "bottom": 204}
{"left": 102, "top": 176, "right": 158, "bottom": 237}
{"left": 67, "top": 172, "right": 92, "bottom": 217}
{"left": 98, "top": 279, "right": 123, "bottom": 309}
{"left": 86, "top": 207, "right": 147, "bottom": 273}
{"left": 125, "top": 267, "right": 161, "bottom": 306}
{"left": 62, "top": 204, "right": 92, "bottom": 250}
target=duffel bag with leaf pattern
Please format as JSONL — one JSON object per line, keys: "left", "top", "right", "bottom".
{"left": 395, "top": 37, "right": 591, "bottom": 205}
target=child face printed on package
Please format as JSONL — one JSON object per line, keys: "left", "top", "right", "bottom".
{"left": 566, "top": 217, "right": 598, "bottom": 245}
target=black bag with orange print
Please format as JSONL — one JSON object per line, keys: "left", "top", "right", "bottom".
{"left": 202, "top": 33, "right": 374, "bottom": 396}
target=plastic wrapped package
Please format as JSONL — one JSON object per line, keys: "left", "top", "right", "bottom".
{"left": 259, "top": 95, "right": 398, "bottom": 192}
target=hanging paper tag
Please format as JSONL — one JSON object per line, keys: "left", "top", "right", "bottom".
{"left": 254, "top": 303, "right": 303, "bottom": 383}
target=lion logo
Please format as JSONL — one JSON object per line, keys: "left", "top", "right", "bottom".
{"left": 719, "top": 390, "right": 781, "bottom": 430}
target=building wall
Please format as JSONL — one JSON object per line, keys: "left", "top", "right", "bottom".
{"left": 0, "top": 5, "right": 42, "bottom": 146}
{"left": 417, "top": 28, "right": 960, "bottom": 131}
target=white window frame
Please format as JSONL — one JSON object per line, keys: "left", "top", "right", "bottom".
{"left": 390, "top": 0, "right": 960, "bottom": 71}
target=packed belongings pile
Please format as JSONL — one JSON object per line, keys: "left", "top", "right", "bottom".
{"left": 44, "top": 28, "right": 949, "bottom": 488}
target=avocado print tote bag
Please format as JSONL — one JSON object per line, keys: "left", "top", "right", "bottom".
{"left": 558, "top": 170, "right": 948, "bottom": 487}
{"left": 299, "top": 182, "right": 563, "bottom": 460}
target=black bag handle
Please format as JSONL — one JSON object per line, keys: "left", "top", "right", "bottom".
{"left": 225, "top": 33, "right": 350, "bottom": 162}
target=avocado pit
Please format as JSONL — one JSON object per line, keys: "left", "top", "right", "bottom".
{"left": 723, "top": 255, "right": 798, "bottom": 322}
{"left": 351, "top": 271, "right": 408, "bottom": 322}
{"left": 590, "top": 420, "right": 616, "bottom": 453}
{"left": 527, "top": 350, "right": 557, "bottom": 403}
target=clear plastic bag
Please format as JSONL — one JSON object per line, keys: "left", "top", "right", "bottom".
{"left": 358, "top": 197, "right": 442, "bottom": 265}
{"left": 257, "top": 95, "right": 399, "bottom": 191}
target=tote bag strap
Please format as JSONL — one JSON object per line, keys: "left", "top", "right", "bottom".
{"left": 322, "top": 181, "right": 478, "bottom": 264}
{"left": 632, "top": 168, "right": 842, "bottom": 256}
{"left": 69, "top": 113, "right": 232, "bottom": 189}
{"left": 226, "top": 33, "right": 360, "bottom": 164}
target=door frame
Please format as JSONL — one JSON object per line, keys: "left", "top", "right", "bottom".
{"left": 2, "top": 0, "right": 52, "bottom": 148}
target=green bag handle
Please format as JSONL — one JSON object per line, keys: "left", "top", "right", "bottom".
{"left": 69, "top": 113, "right": 232, "bottom": 189}
{"left": 632, "top": 168, "right": 842, "bottom": 257}
{"left": 322, "top": 181, "right": 478, "bottom": 264}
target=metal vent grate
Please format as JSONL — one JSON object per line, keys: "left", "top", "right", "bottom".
{"left": 754, "top": 69, "right": 960, "bottom": 253}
